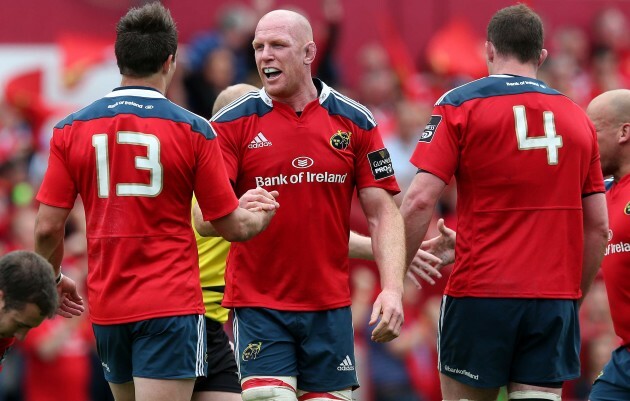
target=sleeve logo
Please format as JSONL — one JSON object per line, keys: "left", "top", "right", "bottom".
{"left": 419, "top": 115, "right": 442, "bottom": 143}
{"left": 367, "top": 148, "right": 395, "bottom": 180}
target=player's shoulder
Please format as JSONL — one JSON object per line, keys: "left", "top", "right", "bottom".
{"left": 319, "top": 80, "right": 377, "bottom": 131}
{"left": 436, "top": 75, "right": 564, "bottom": 107}
{"left": 55, "top": 87, "right": 215, "bottom": 139}
{"left": 211, "top": 89, "right": 271, "bottom": 124}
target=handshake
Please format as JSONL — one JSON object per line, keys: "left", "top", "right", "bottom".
{"left": 193, "top": 187, "right": 279, "bottom": 242}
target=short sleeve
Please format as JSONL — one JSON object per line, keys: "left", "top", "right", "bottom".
{"left": 354, "top": 125, "right": 400, "bottom": 194}
{"left": 410, "top": 105, "right": 461, "bottom": 184}
{"left": 36, "top": 127, "right": 78, "bottom": 209}
{"left": 193, "top": 131, "right": 239, "bottom": 222}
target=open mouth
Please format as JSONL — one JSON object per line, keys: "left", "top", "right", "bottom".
{"left": 263, "top": 67, "right": 282, "bottom": 79}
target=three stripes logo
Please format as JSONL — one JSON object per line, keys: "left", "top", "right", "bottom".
{"left": 337, "top": 355, "right": 355, "bottom": 371}
{"left": 248, "top": 132, "right": 273, "bottom": 149}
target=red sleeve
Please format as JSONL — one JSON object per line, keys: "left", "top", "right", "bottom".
{"left": 193, "top": 129, "right": 239, "bottom": 222}
{"left": 210, "top": 120, "right": 240, "bottom": 184}
{"left": 36, "top": 127, "right": 78, "bottom": 208}
{"left": 583, "top": 123, "right": 605, "bottom": 195}
{"left": 410, "top": 105, "right": 461, "bottom": 184}
{"left": 354, "top": 125, "right": 400, "bottom": 194}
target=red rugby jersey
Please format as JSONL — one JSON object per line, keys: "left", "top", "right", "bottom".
{"left": 211, "top": 79, "right": 400, "bottom": 310}
{"left": 411, "top": 75, "right": 604, "bottom": 299}
{"left": 603, "top": 176, "right": 630, "bottom": 347}
{"left": 37, "top": 87, "right": 239, "bottom": 324}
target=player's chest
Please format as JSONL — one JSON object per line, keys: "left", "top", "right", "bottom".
{"left": 239, "top": 119, "right": 357, "bottom": 179}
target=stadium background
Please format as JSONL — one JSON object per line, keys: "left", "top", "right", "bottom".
{"left": 0, "top": 0, "right": 628, "bottom": 400}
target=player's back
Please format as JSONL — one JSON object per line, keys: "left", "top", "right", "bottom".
{"left": 415, "top": 75, "right": 603, "bottom": 298}
{"left": 46, "top": 87, "right": 229, "bottom": 324}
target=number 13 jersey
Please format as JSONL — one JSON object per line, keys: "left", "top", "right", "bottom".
{"left": 410, "top": 75, "right": 605, "bottom": 299}
{"left": 37, "top": 87, "right": 239, "bottom": 324}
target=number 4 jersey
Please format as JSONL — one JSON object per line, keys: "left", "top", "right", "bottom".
{"left": 37, "top": 86, "right": 239, "bottom": 324}
{"left": 411, "top": 74, "right": 604, "bottom": 299}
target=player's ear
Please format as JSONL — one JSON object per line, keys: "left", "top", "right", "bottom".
{"left": 162, "top": 54, "right": 175, "bottom": 74}
{"left": 619, "top": 122, "right": 630, "bottom": 144}
{"left": 537, "top": 49, "right": 548, "bottom": 68}
{"left": 304, "top": 41, "right": 316, "bottom": 65}
{"left": 485, "top": 41, "right": 495, "bottom": 63}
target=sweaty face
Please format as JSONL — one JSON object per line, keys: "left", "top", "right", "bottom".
{"left": 253, "top": 17, "right": 308, "bottom": 100}
{"left": 0, "top": 302, "right": 45, "bottom": 340}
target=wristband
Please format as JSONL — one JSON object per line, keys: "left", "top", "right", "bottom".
{"left": 55, "top": 270, "right": 64, "bottom": 285}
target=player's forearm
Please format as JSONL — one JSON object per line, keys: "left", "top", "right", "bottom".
{"left": 400, "top": 172, "right": 446, "bottom": 269}
{"left": 34, "top": 221, "right": 65, "bottom": 275}
{"left": 211, "top": 207, "right": 271, "bottom": 242}
{"left": 369, "top": 207, "right": 406, "bottom": 293}
{"left": 348, "top": 231, "right": 374, "bottom": 260}
{"left": 193, "top": 203, "right": 220, "bottom": 237}
{"left": 400, "top": 197, "right": 435, "bottom": 270}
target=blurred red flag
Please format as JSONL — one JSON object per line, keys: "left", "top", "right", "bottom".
{"left": 426, "top": 18, "right": 487, "bottom": 79}
{"left": 4, "top": 68, "right": 53, "bottom": 142}
{"left": 376, "top": 12, "right": 433, "bottom": 103}
{"left": 57, "top": 33, "right": 113, "bottom": 89}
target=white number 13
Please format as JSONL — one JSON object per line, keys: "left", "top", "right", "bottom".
{"left": 514, "top": 105, "right": 563, "bottom": 165}
{"left": 92, "top": 132, "right": 163, "bottom": 197}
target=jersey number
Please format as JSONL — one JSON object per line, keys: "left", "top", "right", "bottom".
{"left": 513, "top": 106, "right": 563, "bottom": 165}
{"left": 92, "top": 132, "right": 163, "bottom": 197}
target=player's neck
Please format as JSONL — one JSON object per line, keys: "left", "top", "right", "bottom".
{"left": 489, "top": 59, "right": 538, "bottom": 80}
{"left": 614, "top": 163, "right": 630, "bottom": 182}
{"left": 120, "top": 74, "right": 167, "bottom": 95}
{"left": 270, "top": 79, "right": 318, "bottom": 112}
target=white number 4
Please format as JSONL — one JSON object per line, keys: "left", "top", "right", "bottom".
{"left": 92, "top": 132, "right": 163, "bottom": 198}
{"left": 514, "top": 105, "right": 563, "bottom": 165}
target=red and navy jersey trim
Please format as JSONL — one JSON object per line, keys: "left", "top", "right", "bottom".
{"left": 211, "top": 79, "right": 378, "bottom": 131}
{"left": 437, "top": 75, "right": 564, "bottom": 107}
{"left": 55, "top": 86, "right": 216, "bottom": 139}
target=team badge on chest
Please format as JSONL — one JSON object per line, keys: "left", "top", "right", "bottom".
{"left": 624, "top": 201, "right": 630, "bottom": 215}
{"left": 330, "top": 130, "right": 352, "bottom": 150}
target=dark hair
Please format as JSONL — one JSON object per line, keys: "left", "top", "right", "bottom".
{"left": 115, "top": 2, "right": 178, "bottom": 77}
{"left": 487, "top": 4, "right": 544, "bottom": 64}
{"left": 0, "top": 251, "right": 58, "bottom": 318}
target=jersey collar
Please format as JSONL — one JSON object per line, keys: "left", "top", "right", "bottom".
{"left": 106, "top": 86, "right": 166, "bottom": 99}
{"left": 259, "top": 78, "right": 332, "bottom": 107}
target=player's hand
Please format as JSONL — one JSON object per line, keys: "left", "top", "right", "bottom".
{"left": 56, "top": 275, "right": 85, "bottom": 318}
{"left": 369, "top": 288, "right": 404, "bottom": 343}
{"left": 408, "top": 218, "right": 455, "bottom": 288}
{"left": 239, "top": 187, "right": 279, "bottom": 212}
{"left": 406, "top": 249, "right": 443, "bottom": 289}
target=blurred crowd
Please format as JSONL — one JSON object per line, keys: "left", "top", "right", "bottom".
{"left": 0, "top": 2, "right": 627, "bottom": 401}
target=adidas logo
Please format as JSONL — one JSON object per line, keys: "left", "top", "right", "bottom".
{"left": 337, "top": 355, "right": 355, "bottom": 371}
{"left": 248, "top": 132, "right": 272, "bottom": 149}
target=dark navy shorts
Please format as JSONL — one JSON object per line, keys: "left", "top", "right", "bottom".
{"left": 233, "top": 307, "right": 359, "bottom": 392}
{"left": 590, "top": 346, "right": 630, "bottom": 401}
{"left": 193, "top": 317, "right": 240, "bottom": 393}
{"left": 438, "top": 296, "right": 580, "bottom": 388}
{"left": 93, "top": 314, "right": 207, "bottom": 383}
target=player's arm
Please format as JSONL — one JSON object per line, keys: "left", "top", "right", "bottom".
{"left": 194, "top": 187, "right": 279, "bottom": 238}
{"left": 34, "top": 204, "right": 84, "bottom": 318}
{"left": 349, "top": 230, "right": 445, "bottom": 287}
{"left": 407, "top": 218, "right": 455, "bottom": 288}
{"left": 358, "top": 186, "right": 405, "bottom": 343}
{"left": 400, "top": 172, "right": 447, "bottom": 269}
{"left": 348, "top": 231, "right": 373, "bottom": 260}
{"left": 579, "top": 193, "right": 608, "bottom": 305}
